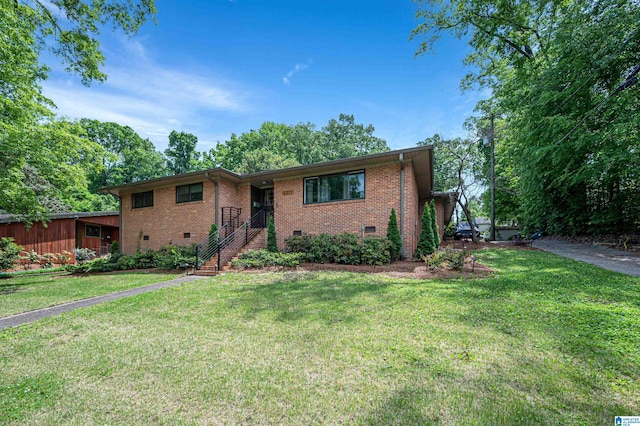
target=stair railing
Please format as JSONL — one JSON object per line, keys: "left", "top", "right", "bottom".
{"left": 195, "top": 208, "right": 268, "bottom": 271}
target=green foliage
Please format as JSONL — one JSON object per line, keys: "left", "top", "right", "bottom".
{"left": 430, "top": 200, "right": 440, "bottom": 249}
{"left": 231, "top": 249, "right": 304, "bottom": 269}
{"left": 208, "top": 224, "right": 219, "bottom": 254}
{"left": 110, "top": 241, "right": 119, "bottom": 254}
{"left": 415, "top": 204, "right": 436, "bottom": 257}
{"left": 74, "top": 248, "right": 96, "bottom": 263}
{"left": 266, "top": 216, "right": 278, "bottom": 252}
{"left": 386, "top": 208, "right": 402, "bottom": 261}
{"left": 444, "top": 222, "right": 455, "bottom": 240}
{"left": 423, "top": 247, "right": 469, "bottom": 271}
{"left": 67, "top": 244, "right": 196, "bottom": 273}
{"left": 205, "top": 115, "right": 389, "bottom": 174}
{"left": 0, "top": 1, "right": 155, "bottom": 223}
{"left": 0, "top": 237, "right": 24, "bottom": 272}
{"left": 165, "top": 131, "right": 201, "bottom": 175}
{"left": 360, "top": 237, "right": 392, "bottom": 266}
{"left": 284, "top": 233, "right": 391, "bottom": 265}
{"left": 413, "top": 0, "right": 640, "bottom": 235}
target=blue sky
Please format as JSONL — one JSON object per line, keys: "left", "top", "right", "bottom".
{"left": 43, "top": 0, "right": 486, "bottom": 152}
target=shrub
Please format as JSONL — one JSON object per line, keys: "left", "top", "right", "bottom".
{"left": 21, "top": 249, "right": 39, "bottom": 270}
{"left": 415, "top": 203, "right": 436, "bottom": 258}
{"left": 40, "top": 253, "right": 55, "bottom": 269}
{"left": 423, "top": 246, "right": 469, "bottom": 271}
{"left": 156, "top": 244, "right": 196, "bottom": 269}
{"left": 284, "top": 233, "right": 391, "bottom": 265}
{"left": 443, "top": 222, "right": 455, "bottom": 240}
{"left": 58, "top": 251, "right": 72, "bottom": 265}
{"left": 386, "top": 208, "right": 402, "bottom": 261}
{"left": 360, "top": 237, "right": 392, "bottom": 265}
{"left": 133, "top": 249, "right": 158, "bottom": 269}
{"left": 266, "top": 215, "right": 278, "bottom": 252}
{"left": 231, "top": 249, "right": 304, "bottom": 269}
{"left": 75, "top": 248, "right": 96, "bottom": 263}
{"left": 110, "top": 241, "right": 119, "bottom": 254}
{"left": 430, "top": 200, "right": 440, "bottom": 249}
{"left": 0, "top": 237, "right": 23, "bottom": 272}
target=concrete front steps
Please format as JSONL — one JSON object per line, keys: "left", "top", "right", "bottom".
{"left": 193, "top": 227, "right": 267, "bottom": 276}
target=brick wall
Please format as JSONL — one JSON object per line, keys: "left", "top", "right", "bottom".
{"left": 120, "top": 179, "right": 219, "bottom": 254}
{"left": 274, "top": 163, "right": 428, "bottom": 257}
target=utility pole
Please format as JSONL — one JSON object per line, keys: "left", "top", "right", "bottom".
{"left": 489, "top": 113, "right": 496, "bottom": 242}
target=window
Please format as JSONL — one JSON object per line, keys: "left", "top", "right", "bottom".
{"left": 304, "top": 171, "right": 365, "bottom": 204}
{"left": 85, "top": 224, "right": 101, "bottom": 238}
{"left": 176, "top": 183, "right": 203, "bottom": 203}
{"left": 132, "top": 191, "right": 153, "bottom": 209}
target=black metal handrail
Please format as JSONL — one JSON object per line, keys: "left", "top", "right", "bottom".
{"left": 195, "top": 208, "right": 269, "bottom": 271}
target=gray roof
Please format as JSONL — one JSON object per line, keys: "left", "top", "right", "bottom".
{"left": 0, "top": 211, "right": 118, "bottom": 225}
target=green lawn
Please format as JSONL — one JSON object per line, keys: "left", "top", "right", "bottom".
{"left": 0, "top": 249, "right": 638, "bottom": 424}
{"left": 0, "top": 272, "right": 178, "bottom": 317}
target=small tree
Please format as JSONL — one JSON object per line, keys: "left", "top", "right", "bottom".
{"left": 0, "top": 237, "right": 24, "bottom": 272}
{"left": 430, "top": 200, "right": 440, "bottom": 249}
{"left": 110, "top": 240, "right": 120, "bottom": 254}
{"left": 208, "top": 223, "right": 219, "bottom": 254}
{"left": 266, "top": 215, "right": 278, "bottom": 252}
{"left": 386, "top": 208, "right": 402, "bottom": 261}
{"left": 415, "top": 203, "right": 436, "bottom": 257}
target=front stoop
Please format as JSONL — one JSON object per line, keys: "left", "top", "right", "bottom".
{"left": 194, "top": 228, "right": 268, "bottom": 276}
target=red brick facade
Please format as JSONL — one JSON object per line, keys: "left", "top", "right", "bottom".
{"left": 113, "top": 147, "right": 449, "bottom": 258}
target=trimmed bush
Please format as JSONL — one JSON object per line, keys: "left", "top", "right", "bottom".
{"left": 430, "top": 200, "right": 440, "bottom": 249}
{"left": 0, "top": 237, "right": 23, "bottom": 272}
{"left": 266, "top": 215, "right": 278, "bottom": 252}
{"left": 361, "top": 237, "right": 392, "bottom": 266}
{"left": 415, "top": 203, "right": 436, "bottom": 258}
{"left": 231, "top": 249, "right": 304, "bottom": 269}
{"left": 386, "top": 208, "right": 402, "bottom": 261}
{"left": 284, "top": 233, "right": 391, "bottom": 265}
{"left": 422, "top": 246, "right": 469, "bottom": 271}
{"left": 110, "top": 240, "right": 119, "bottom": 254}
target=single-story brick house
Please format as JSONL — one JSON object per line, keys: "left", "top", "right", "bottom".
{"left": 0, "top": 211, "right": 120, "bottom": 262}
{"left": 101, "top": 146, "right": 455, "bottom": 265}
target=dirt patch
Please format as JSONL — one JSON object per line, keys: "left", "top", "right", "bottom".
{"left": 441, "top": 239, "right": 539, "bottom": 251}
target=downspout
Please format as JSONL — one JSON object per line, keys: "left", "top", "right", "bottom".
{"left": 205, "top": 172, "right": 219, "bottom": 226}
{"left": 399, "top": 153, "right": 405, "bottom": 260}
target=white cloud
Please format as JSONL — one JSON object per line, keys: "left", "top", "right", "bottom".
{"left": 42, "top": 37, "right": 254, "bottom": 151}
{"left": 283, "top": 60, "right": 312, "bottom": 85}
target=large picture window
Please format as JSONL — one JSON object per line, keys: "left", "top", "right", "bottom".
{"left": 176, "top": 182, "right": 203, "bottom": 203}
{"left": 304, "top": 171, "right": 365, "bottom": 204}
{"left": 132, "top": 191, "right": 153, "bottom": 209}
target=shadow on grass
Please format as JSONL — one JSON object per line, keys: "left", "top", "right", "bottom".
{"left": 227, "top": 272, "right": 409, "bottom": 324}
{"left": 445, "top": 249, "right": 640, "bottom": 378}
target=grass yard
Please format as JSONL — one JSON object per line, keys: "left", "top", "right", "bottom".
{"left": 0, "top": 272, "right": 178, "bottom": 317}
{"left": 0, "top": 249, "right": 638, "bottom": 424}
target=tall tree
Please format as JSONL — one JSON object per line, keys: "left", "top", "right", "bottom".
{"left": 165, "top": 131, "right": 202, "bottom": 175}
{"left": 206, "top": 116, "right": 389, "bottom": 174}
{"left": 80, "top": 119, "right": 167, "bottom": 189}
{"left": 0, "top": 0, "right": 156, "bottom": 223}
{"left": 412, "top": 0, "right": 640, "bottom": 235}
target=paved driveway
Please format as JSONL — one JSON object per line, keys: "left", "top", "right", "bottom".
{"left": 533, "top": 239, "right": 640, "bottom": 277}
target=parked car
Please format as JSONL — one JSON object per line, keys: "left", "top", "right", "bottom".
{"left": 453, "top": 222, "right": 481, "bottom": 240}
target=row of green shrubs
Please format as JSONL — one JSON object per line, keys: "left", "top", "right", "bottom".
{"left": 66, "top": 244, "right": 196, "bottom": 273}
{"left": 231, "top": 250, "right": 305, "bottom": 269}
{"left": 284, "top": 233, "right": 392, "bottom": 265}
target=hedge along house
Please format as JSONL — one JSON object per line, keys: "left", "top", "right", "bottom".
{"left": 0, "top": 211, "right": 120, "bottom": 262}
{"left": 101, "top": 146, "right": 455, "bottom": 272}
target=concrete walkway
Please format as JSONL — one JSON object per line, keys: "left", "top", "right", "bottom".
{"left": 533, "top": 239, "right": 640, "bottom": 277}
{"left": 0, "top": 275, "right": 205, "bottom": 330}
